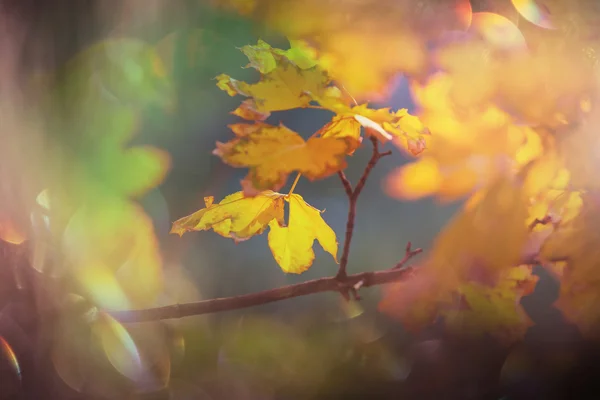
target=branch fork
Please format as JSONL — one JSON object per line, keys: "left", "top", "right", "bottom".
{"left": 335, "top": 137, "right": 392, "bottom": 282}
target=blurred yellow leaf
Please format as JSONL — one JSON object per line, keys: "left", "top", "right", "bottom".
{"left": 217, "top": 1, "right": 429, "bottom": 99}
{"left": 429, "top": 177, "right": 530, "bottom": 285}
{"left": 381, "top": 177, "right": 535, "bottom": 342}
{"left": 442, "top": 265, "right": 538, "bottom": 344}
{"left": 268, "top": 193, "right": 338, "bottom": 273}
{"left": 385, "top": 158, "right": 443, "bottom": 200}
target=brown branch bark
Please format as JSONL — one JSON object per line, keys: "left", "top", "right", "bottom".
{"left": 393, "top": 242, "right": 423, "bottom": 269}
{"left": 106, "top": 251, "right": 562, "bottom": 323}
{"left": 108, "top": 265, "right": 417, "bottom": 323}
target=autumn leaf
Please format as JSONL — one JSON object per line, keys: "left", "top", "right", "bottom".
{"left": 214, "top": 122, "right": 351, "bottom": 193}
{"left": 380, "top": 264, "right": 538, "bottom": 343}
{"left": 380, "top": 177, "right": 532, "bottom": 340}
{"left": 215, "top": 47, "right": 329, "bottom": 118}
{"left": 385, "top": 73, "right": 545, "bottom": 203}
{"left": 239, "top": 39, "right": 318, "bottom": 74}
{"left": 442, "top": 265, "right": 539, "bottom": 344}
{"left": 171, "top": 190, "right": 337, "bottom": 273}
{"left": 384, "top": 157, "right": 444, "bottom": 200}
{"left": 536, "top": 191, "right": 600, "bottom": 335}
{"left": 258, "top": 1, "right": 426, "bottom": 99}
{"left": 170, "top": 190, "right": 285, "bottom": 242}
{"left": 426, "top": 176, "right": 530, "bottom": 281}
{"left": 216, "top": 39, "right": 430, "bottom": 155}
{"left": 316, "top": 102, "right": 430, "bottom": 154}
{"left": 268, "top": 193, "right": 338, "bottom": 273}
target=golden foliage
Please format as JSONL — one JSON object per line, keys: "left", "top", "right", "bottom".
{"left": 214, "top": 123, "right": 352, "bottom": 193}
{"left": 172, "top": 191, "right": 338, "bottom": 273}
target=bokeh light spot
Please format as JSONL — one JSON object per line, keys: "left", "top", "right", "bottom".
{"left": 470, "top": 12, "right": 527, "bottom": 51}
{"left": 511, "top": 0, "right": 555, "bottom": 29}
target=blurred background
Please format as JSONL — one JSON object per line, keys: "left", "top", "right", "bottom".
{"left": 1, "top": 0, "right": 600, "bottom": 399}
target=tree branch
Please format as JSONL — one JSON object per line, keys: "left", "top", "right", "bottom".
{"left": 336, "top": 137, "right": 392, "bottom": 281}
{"left": 393, "top": 242, "right": 423, "bottom": 269}
{"left": 106, "top": 251, "right": 566, "bottom": 323}
{"left": 108, "top": 265, "right": 417, "bottom": 323}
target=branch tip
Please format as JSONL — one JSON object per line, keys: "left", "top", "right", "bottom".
{"left": 393, "top": 242, "right": 423, "bottom": 270}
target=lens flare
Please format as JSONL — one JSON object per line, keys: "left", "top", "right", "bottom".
{"left": 469, "top": 12, "right": 527, "bottom": 51}
{"left": 95, "top": 313, "right": 142, "bottom": 381}
{"left": 0, "top": 336, "right": 21, "bottom": 381}
{"left": 0, "top": 215, "right": 26, "bottom": 245}
{"left": 454, "top": 0, "right": 473, "bottom": 30}
{"left": 76, "top": 263, "right": 131, "bottom": 310}
{"left": 511, "top": 0, "right": 555, "bottom": 29}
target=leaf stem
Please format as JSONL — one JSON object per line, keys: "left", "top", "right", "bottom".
{"left": 287, "top": 172, "right": 302, "bottom": 197}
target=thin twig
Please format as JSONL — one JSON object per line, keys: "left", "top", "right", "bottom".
{"left": 392, "top": 242, "right": 423, "bottom": 269}
{"left": 337, "top": 171, "right": 353, "bottom": 198}
{"left": 108, "top": 266, "right": 417, "bottom": 323}
{"left": 528, "top": 215, "right": 554, "bottom": 231}
{"left": 352, "top": 137, "right": 392, "bottom": 200}
{"left": 336, "top": 137, "right": 391, "bottom": 281}
{"left": 337, "top": 195, "right": 357, "bottom": 281}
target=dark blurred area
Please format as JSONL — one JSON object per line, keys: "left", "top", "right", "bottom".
{"left": 2, "top": 0, "right": 600, "bottom": 399}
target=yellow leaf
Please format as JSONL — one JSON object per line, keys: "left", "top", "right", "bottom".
{"left": 427, "top": 177, "right": 530, "bottom": 284}
{"left": 353, "top": 114, "right": 393, "bottom": 143}
{"left": 385, "top": 158, "right": 443, "bottom": 200}
{"left": 316, "top": 102, "right": 430, "bottom": 153}
{"left": 170, "top": 191, "right": 285, "bottom": 242}
{"left": 443, "top": 265, "right": 538, "bottom": 344}
{"left": 316, "top": 115, "right": 363, "bottom": 151}
{"left": 232, "top": 99, "right": 270, "bottom": 121}
{"left": 309, "top": 24, "right": 425, "bottom": 98}
{"left": 213, "top": 123, "right": 351, "bottom": 192}
{"left": 239, "top": 39, "right": 318, "bottom": 74}
{"left": 215, "top": 58, "right": 329, "bottom": 117}
{"left": 225, "top": 0, "right": 432, "bottom": 98}
{"left": 268, "top": 194, "right": 337, "bottom": 273}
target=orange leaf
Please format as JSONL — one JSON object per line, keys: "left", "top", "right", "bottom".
{"left": 213, "top": 123, "right": 351, "bottom": 193}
